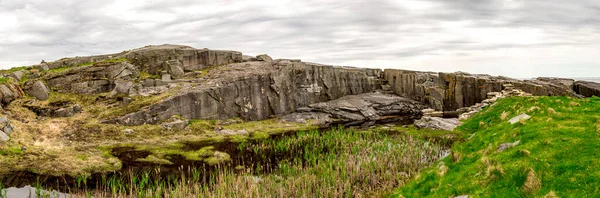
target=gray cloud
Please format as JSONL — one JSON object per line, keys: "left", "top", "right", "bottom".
{"left": 0, "top": 0, "right": 599, "bottom": 78}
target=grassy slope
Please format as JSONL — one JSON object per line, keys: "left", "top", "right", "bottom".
{"left": 394, "top": 96, "right": 600, "bottom": 197}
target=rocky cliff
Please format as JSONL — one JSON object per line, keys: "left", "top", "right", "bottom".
{"left": 383, "top": 70, "right": 581, "bottom": 111}
{"left": 0, "top": 44, "right": 598, "bottom": 179}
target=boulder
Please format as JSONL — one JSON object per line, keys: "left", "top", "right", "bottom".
{"left": 0, "top": 83, "right": 24, "bottom": 105}
{"left": 415, "top": 116, "right": 461, "bottom": 131}
{"left": 256, "top": 54, "right": 273, "bottom": 62}
{"left": 283, "top": 92, "right": 424, "bottom": 127}
{"left": 34, "top": 63, "right": 50, "bottom": 71}
{"left": 23, "top": 80, "right": 49, "bottom": 101}
{"left": 574, "top": 81, "right": 600, "bottom": 97}
{"left": 164, "top": 60, "right": 185, "bottom": 79}
{"left": 0, "top": 117, "right": 14, "bottom": 142}
{"left": 111, "top": 79, "right": 134, "bottom": 96}
{"left": 10, "top": 70, "right": 24, "bottom": 81}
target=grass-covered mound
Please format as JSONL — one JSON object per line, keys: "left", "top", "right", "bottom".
{"left": 394, "top": 96, "right": 600, "bottom": 197}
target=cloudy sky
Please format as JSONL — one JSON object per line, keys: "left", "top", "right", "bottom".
{"left": 0, "top": 0, "right": 598, "bottom": 78}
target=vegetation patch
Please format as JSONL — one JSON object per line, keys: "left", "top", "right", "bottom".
{"left": 394, "top": 96, "right": 600, "bottom": 197}
{"left": 61, "top": 127, "right": 450, "bottom": 197}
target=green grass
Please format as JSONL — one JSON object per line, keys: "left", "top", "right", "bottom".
{"left": 68, "top": 127, "right": 450, "bottom": 197}
{"left": 394, "top": 96, "right": 600, "bottom": 197}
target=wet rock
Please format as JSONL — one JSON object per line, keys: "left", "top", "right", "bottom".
{"left": 23, "top": 80, "right": 49, "bottom": 101}
{"left": 574, "top": 81, "right": 600, "bottom": 97}
{"left": 256, "top": 54, "right": 273, "bottom": 62}
{"left": 162, "top": 119, "right": 188, "bottom": 130}
{"left": 498, "top": 140, "right": 521, "bottom": 152}
{"left": 415, "top": 116, "right": 460, "bottom": 131}
{"left": 509, "top": 114, "right": 531, "bottom": 124}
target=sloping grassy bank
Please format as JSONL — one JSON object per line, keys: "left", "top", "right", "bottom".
{"left": 394, "top": 96, "right": 600, "bottom": 197}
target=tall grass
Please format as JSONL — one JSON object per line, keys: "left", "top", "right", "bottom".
{"left": 55, "top": 127, "right": 449, "bottom": 197}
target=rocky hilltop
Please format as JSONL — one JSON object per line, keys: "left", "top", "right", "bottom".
{"left": 0, "top": 44, "right": 598, "bottom": 181}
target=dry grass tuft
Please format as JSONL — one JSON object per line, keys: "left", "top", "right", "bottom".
{"left": 500, "top": 111, "right": 510, "bottom": 120}
{"left": 543, "top": 191, "right": 559, "bottom": 198}
{"left": 548, "top": 108, "right": 557, "bottom": 115}
{"left": 523, "top": 168, "right": 541, "bottom": 194}
{"left": 569, "top": 101, "right": 581, "bottom": 107}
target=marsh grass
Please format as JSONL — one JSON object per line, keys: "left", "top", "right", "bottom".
{"left": 44, "top": 127, "right": 449, "bottom": 197}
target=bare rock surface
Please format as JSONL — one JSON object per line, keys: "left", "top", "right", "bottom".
{"left": 509, "top": 114, "right": 531, "bottom": 124}
{"left": 574, "top": 81, "right": 600, "bottom": 97}
{"left": 107, "top": 61, "right": 383, "bottom": 125}
{"left": 283, "top": 92, "right": 425, "bottom": 127}
{"left": 415, "top": 116, "right": 461, "bottom": 131}
{"left": 23, "top": 80, "right": 49, "bottom": 101}
{"left": 384, "top": 69, "right": 578, "bottom": 111}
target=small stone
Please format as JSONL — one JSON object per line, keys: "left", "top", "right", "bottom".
{"left": 509, "top": 114, "right": 531, "bottom": 124}
{"left": 0, "top": 132, "right": 9, "bottom": 142}
{"left": 124, "top": 129, "right": 134, "bottom": 134}
{"left": 498, "top": 140, "right": 521, "bottom": 152}
{"left": 162, "top": 119, "right": 188, "bottom": 130}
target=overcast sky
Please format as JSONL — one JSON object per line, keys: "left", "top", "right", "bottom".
{"left": 0, "top": 0, "right": 598, "bottom": 78}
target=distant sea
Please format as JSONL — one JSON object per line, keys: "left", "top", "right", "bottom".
{"left": 573, "top": 77, "right": 600, "bottom": 83}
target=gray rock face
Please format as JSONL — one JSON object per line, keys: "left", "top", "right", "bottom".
{"left": 164, "top": 60, "right": 185, "bottom": 79}
{"left": 10, "top": 70, "right": 25, "bottom": 81}
{"left": 124, "top": 45, "right": 242, "bottom": 74}
{"left": 574, "top": 81, "right": 600, "bottom": 97}
{"left": 284, "top": 92, "right": 425, "bottom": 127}
{"left": 23, "top": 80, "right": 49, "bottom": 101}
{"left": 46, "top": 62, "right": 138, "bottom": 94}
{"left": 256, "top": 54, "right": 273, "bottom": 62}
{"left": 24, "top": 101, "right": 82, "bottom": 118}
{"left": 111, "top": 79, "right": 134, "bottom": 96}
{"left": 0, "top": 83, "right": 24, "bottom": 105}
{"left": 384, "top": 69, "right": 578, "bottom": 111}
{"left": 0, "top": 117, "right": 14, "bottom": 142}
{"left": 107, "top": 61, "right": 383, "bottom": 125}
{"left": 415, "top": 117, "right": 461, "bottom": 131}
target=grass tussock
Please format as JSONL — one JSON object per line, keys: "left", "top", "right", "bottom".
{"left": 394, "top": 96, "right": 600, "bottom": 197}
